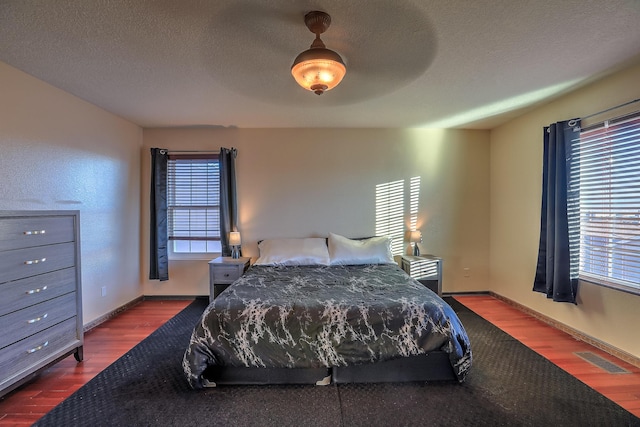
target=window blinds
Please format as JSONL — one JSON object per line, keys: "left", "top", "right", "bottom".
{"left": 571, "top": 112, "right": 640, "bottom": 293}
{"left": 167, "top": 155, "right": 220, "bottom": 241}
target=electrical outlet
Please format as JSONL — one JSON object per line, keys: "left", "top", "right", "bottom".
{"left": 463, "top": 268, "right": 470, "bottom": 278}
{"left": 101, "top": 286, "right": 107, "bottom": 297}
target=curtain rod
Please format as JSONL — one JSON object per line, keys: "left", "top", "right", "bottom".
{"left": 160, "top": 149, "right": 220, "bottom": 155}
{"left": 579, "top": 98, "right": 640, "bottom": 121}
{"left": 162, "top": 150, "right": 220, "bottom": 154}
{"left": 159, "top": 148, "right": 237, "bottom": 158}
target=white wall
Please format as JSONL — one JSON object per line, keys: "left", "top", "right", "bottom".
{"left": 141, "top": 128, "right": 490, "bottom": 297}
{"left": 0, "top": 61, "right": 143, "bottom": 325}
{"left": 490, "top": 61, "right": 640, "bottom": 359}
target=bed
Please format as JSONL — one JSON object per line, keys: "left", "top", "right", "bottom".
{"left": 183, "top": 234, "right": 472, "bottom": 388}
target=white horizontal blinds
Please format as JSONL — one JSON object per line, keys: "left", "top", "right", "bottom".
{"left": 566, "top": 131, "right": 581, "bottom": 280}
{"left": 573, "top": 113, "right": 640, "bottom": 292}
{"left": 167, "top": 154, "right": 220, "bottom": 241}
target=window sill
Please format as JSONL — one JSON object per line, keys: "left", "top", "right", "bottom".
{"left": 579, "top": 277, "right": 640, "bottom": 297}
{"left": 169, "top": 252, "right": 222, "bottom": 261}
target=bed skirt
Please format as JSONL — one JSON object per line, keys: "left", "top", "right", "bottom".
{"left": 202, "top": 366, "right": 331, "bottom": 387}
{"left": 201, "top": 352, "right": 456, "bottom": 387}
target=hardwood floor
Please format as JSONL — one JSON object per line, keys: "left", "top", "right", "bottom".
{"left": 0, "top": 295, "right": 639, "bottom": 425}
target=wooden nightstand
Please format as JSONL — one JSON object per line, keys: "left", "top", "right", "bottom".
{"left": 401, "top": 255, "right": 443, "bottom": 296}
{"left": 208, "top": 256, "right": 250, "bottom": 302}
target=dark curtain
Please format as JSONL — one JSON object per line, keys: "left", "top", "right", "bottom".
{"left": 149, "top": 148, "right": 169, "bottom": 281}
{"left": 533, "top": 120, "right": 580, "bottom": 303}
{"left": 219, "top": 147, "right": 240, "bottom": 257}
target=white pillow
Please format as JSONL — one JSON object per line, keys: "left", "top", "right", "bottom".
{"left": 328, "top": 233, "right": 395, "bottom": 265}
{"left": 254, "top": 238, "right": 330, "bottom": 266}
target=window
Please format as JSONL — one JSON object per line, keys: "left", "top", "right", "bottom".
{"left": 569, "top": 112, "right": 640, "bottom": 294}
{"left": 167, "top": 154, "right": 221, "bottom": 256}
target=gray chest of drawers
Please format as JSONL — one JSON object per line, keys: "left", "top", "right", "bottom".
{"left": 0, "top": 211, "right": 83, "bottom": 397}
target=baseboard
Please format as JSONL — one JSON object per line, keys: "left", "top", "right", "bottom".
{"left": 489, "top": 291, "right": 640, "bottom": 369}
{"left": 83, "top": 296, "right": 144, "bottom": 332}
{"left": 142, "top": 295, "right": 203, "bottom": 301}
{"left": 444, "top": 291, "right": 490, "bottom": 297}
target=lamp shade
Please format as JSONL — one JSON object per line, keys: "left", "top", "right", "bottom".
{"left": 409, "top": 230, "right": 422, "bottom": 243}
{"left": 291, "top": 48, "right": 346, "bottom": 95}
{"left": 229, "top": 231, "right": 241, "bottom": 246}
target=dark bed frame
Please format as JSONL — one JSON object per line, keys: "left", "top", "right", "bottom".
{"left": 201, "top": 352, "right": 456, "bottom": 387}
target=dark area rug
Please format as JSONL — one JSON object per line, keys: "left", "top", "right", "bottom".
{"left": 35, "top": 297, "right": 640, "bottom": 427}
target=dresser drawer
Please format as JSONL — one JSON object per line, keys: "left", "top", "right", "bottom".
{"left": 402, "top": 258, "right": 439, "bottom": 280}
{"left": 0, "top": 268, "right": 76, "bottom": 316}
{"left": 0, "top": 318, "right": 79, "bottom": 391}
{"left": 212, "top": 265, "right": 244, "bottom": 284}
{"left": 0, "top": 293, "right": 77, "bottom": 349}
{"left": 0, "top": 242, "right": 75, "bottom": 284}
{"left": 0, "top": 216, "right": 75, "bottom": 252}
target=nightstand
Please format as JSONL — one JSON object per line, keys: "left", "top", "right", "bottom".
{"left": 401, "top": 255, "right": 442, "bottom": 296}
{"left": 208, "top": 256, "right": 250, "bottom": 302}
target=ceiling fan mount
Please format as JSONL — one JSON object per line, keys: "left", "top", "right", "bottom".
{"left": 304, "top": 11, "right": 332, "bottom": 36}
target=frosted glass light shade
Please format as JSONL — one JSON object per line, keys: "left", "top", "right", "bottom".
{"left": 291, "top": 48, "right": 346, "bottom": 95}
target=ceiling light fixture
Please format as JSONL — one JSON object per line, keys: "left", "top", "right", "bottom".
{"left": 291, "top": 11, "right": 346, "bottom": 95}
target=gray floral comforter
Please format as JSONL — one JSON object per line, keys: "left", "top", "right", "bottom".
{"left": 183, "top": 264, "right": 472, "bottom": 389}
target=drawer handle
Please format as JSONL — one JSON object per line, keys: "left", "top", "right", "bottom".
{"left": 27, "top": 313, "right": 49, "bottom": 324}
{"left": 24, "top": 258, "right": 47, "bottom": 265}
{"left": 26, "top": 285, "right": 48, "bottom": 295}
{"left": 27, "top": 341, "right": 49, "bottom": 354}
{"left": 224, "top": 273, "right": 230, "bottom": 277}
{"left": 23, "top": 230, "right": 46, "bottom": 235}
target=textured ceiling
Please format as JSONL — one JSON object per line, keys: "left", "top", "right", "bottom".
{"left": 1, "top": 0, "right": 640, "bottom": 129}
